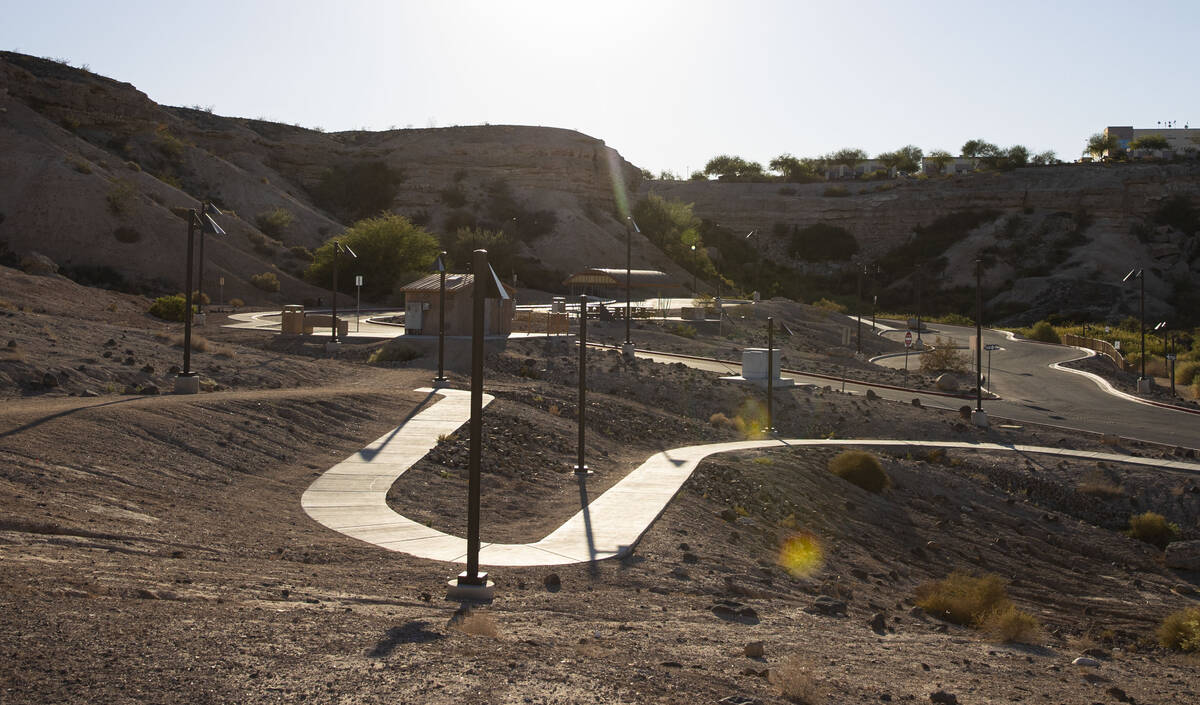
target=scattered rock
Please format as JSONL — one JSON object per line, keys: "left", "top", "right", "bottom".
{"left": 542, "top": 573, "right": 561, "bottom": 591}
{"left": 719, "top": 508, "right": 738, "bottom": 522}
{"left": 908, "top": 606, "right": 925, "bottom": 619}
{"left": 929, "top": 690, "right": 958, "bottom": 705}
{"left": 6, "top": 339, "right": 15, "bottom": 348}
{"left": 682, "top": 552, "right": 699, "bottom": 564}
{"left": 139, "top": 384, "right": 159, "bottom": 395}
{"left": 648, "top": 586, "right": 670, "bottom": 595}
{"left": 20, "top": 251, "right": 58, "bottom": 275}
{"left": 1082, "top": 648, "right": 1111, "bottom": 660}
{"left": 1106, "top": 686, "right": 1130, "bottom": 702}
{"left": 81, "top": 389, "right": 99, "bottom": 397}
{"left": 1082, "top": 672, "right": 1111, "bottom": 684}
{"left": 712, "top": 602, "right": 760, "bottom": 624}
{"left": 935, "top": 374, "right": 959, "bottom": 392}
{"left": 40, "top": 372, "right": 58, "bottom": 387}
{"left": 1071, "top": 656, "right": 1101, "bottom": 667}
{"left": 866, "top": 388, "right": 879, "bottom": 400}
{"left": 718, "top": 696, "right": 761, "bottom": 705}
{"left": 803, "top": 595, "right": 847, "bottom": 617}
{"left": 912, "top": 398, "right": 922, "bottom": 408}
{"left": 868, "top": 612, "right": 887, "bottom": 633}
{"left": 141, "top": 364, "right": 155, "bottom": 374}
{"left": 670, "top": 566, "right": 690, "bottom": 580}
{"left": 743, "top": 641, "right": 764, "bottom": 658}
{"left": 1165, "top": 540, "right": 1200, "bottom": 570}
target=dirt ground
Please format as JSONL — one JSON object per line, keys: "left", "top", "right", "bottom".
{"left": 2, "top": 267, "right": 1199, "bottom": 704}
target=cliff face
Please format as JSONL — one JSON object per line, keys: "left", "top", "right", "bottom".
{"left": 0, "top": 52, "right": 667, "bottom": 304}
{"left": 641, "top": 164, "right": 1200, "bottom": 322}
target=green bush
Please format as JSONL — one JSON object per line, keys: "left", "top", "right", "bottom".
{"left": 1029, "top": 321, "right": 1062, "bottom": 344}
{"left": 305, "top": 214, "right": 439, "bottom": 300}
{"left": 106, "top": 179, "right": 137, "bottom": 216}
{"left": 828, "top": 450, "right": 889, "bottom": 493}
{"left": 256, "top": 207, "right": 294, "bottom": 239}
{"left": 1174, "top": 360, "right": 1199, "bottom": 385}
{"left": 148, "top": 294, "right": 187, "bottom": 322}
{"left": 666, "top": 322, "right": 696, "bottom": 338}
{"left": 1158, "top": 607, "right": 1200, "bottom": 652}
{"left": 1126, "top": 511, "right": 1179, "bottom": 549}
{"left": 229, "top": 298, "right": 244, "bottom": 309}
{"left": 250, "top": 272, "right": 280, "bottom": 293}
{"left": 811, "top": 298, "right": 846, "bottom": 313}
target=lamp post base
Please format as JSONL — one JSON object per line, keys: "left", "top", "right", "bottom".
{"left": 621, "top": 342, "right": 635, "bottom": 360}
{"left": 324, "top": 341, "right": 342, "bottom": 354}
{"left": 446, "top": 572, "right": 494, "bottom": 603}
{"left": 173, "top": 374, "right": 200, "bottom": 395}
{"left": 971, "top": 409, "right": 989, "bottom": 428}
{"left": 573, "top": 465, "right": 593, "bottom": 477}
{"left": 1136, "top": 377, "right": 1153, "bottom": 394}
{"left": 432, "top": 376, "right": 449, "bottom": 386}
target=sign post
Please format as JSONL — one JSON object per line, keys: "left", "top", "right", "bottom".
{"left": 218, "top": 276, "right": 225, "bottom": 307}
{"left": 984, "top": 343, "right": 1000, "bottom": 396}
{"left": 355, "top": 275, "right": 363, "bottom": 332}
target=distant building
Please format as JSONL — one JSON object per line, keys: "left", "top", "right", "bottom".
{"left": 1104, "top": 125, "right": 1200, "bottom": 158}
{"left": 562, "top": 268, "right": 675, "bottom": 297}
{"left": 918, "top": 156, "right": 980, "bottom": 176}
{"left": 825, "top": 160, "right": 896, "bottom": 180}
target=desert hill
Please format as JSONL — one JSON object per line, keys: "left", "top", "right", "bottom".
{"left": 2, "top": 51, "right": 1200, "bottom": 324}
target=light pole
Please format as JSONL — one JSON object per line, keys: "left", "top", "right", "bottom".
{"left": 973, "top": 258, "right": 986, "bottom": 427}
{"left": 690, "top": 244, "right": 697, "bottom": 293}
{"left": 176, "top": 203, "right": 224, "bottom": 394}
{"left": 196, "top": 201, "right": 214, "bottom": 325}
{"left": 766, "top": 316, "right": 775, "bottom": 434}
{"left": 1123, "top": 269, "right": 1147, "bottom": 392}
{"left": 433, "top": 252, "right": 447, "bottom": 383}
{"left": 575, "top": 294, "right": 590, "bottom": 475}
{"left": 1155, "top": 321, "right": 1167, "bottom": 385}
{"left": 855, "top": 262, "right": 864, "bottom": 355}
{"left": 330, "top": 241, "right": 358, "bottom": 344}
{"left": 624, "top": 217, "right": 639, "bottom": 356}
{"left": 914, "top": 263, "right": 923, "bottom": 346}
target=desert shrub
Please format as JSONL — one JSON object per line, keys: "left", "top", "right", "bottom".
{"left": 153, "top": 124, "right": 186, "bottom": 162}
{"left": 439, "top": 184, "right": 468, "bottom": 208}
{"left": 1157, "top": 607, "right": 1200, "bottom": 652}
{"left": 827, "top": 450, "right": 889, "bottom": 493}
{"left": 1077, "top": 469, "right": 1123, "bottom": 498}
{"left": 921, "top": 337, "right": 969, "bottom": 373}
{"left": 916, "top": 572, "right": 1010, "bottom": 626}
{"left": 768, "top": 654, "right": 821, "bottom": 703}
{"left": 979, "top": 604, "right": 1044, "bottom": 643}
{"left": 250, "top": 272, "right": 280, "bottom": 293}
{"left": 229, "top": 298, "right": 245, "bottom": 309}
{"left": 287, "top": 245, "right": 314, "bottom": 261}
{"left": 1174, "top": 360, "right": 1199, "bottom": 386}
{"left": 935, "top": 313, "right": 973, "bottom": 326}
{"left": 256, "top": 207, "right": 294, "bottom": 239}
{"left": 822, "top": 185, "right": 849, "bottom": 197}
{"left": 1126, "top": 511, "right": 1179, "bottom": 549}
{"left": 709, "top": 412, "right": 737, "bottom": 430}
{"left": 113, "top": 226, "right": 141, "bottom": 244}
{"left": 106, "top": 179, "right": 137, "bottom": 215}
{"left": 311, "top": 160, "right": 404, "bottom": 222}
{"left": 811, "top": 298, "right": 846, "bottom": 313}
{"left": 1029, "top": 320, "right": 1061, "bottom": 343}
{"left": 148, "top": 295, "right": 187, "bottom": 321}
{"left": 368, "top": 342, "right": 422, "bottom": 364}
{"left": 667, "top": 323, "right": 696, "bottom": 338}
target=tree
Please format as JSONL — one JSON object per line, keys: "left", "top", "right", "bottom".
{"left": 703, "top": 154, "right": 765, "bottom": 181}
{"left": 304, "top": 213, "right": 439, "bottom": 300}
{"left": 1031, "top": 150, "right": 1058, "bottom": 165}
{"left": 829, "top": 148, "right": 868, "bottom": 168}
{"left": 631, "top": 195, "right": 720, "bottom": 283}
{"left": 445, "top": 227, "right": 514, "bottom": 275}
{"left": 926, "top": 149, "right": 954, "bottom": 174}
{"left": 1085, "top": 132, "right": 1119, "bottom": 159}
{"left": 1005, "top": 145, "right": 1029, "bottom": 168}
{"left": 311, "top": 160, "right": 404, "bottom": 222}
{"left": 769, "top": 153, "right": 822, "bottom": 182}
{"left": 1130, "top": 134, "right": 1169, "bottom": 150}
{"left": 877, "top": 145, "right": 924, "bottom": 173}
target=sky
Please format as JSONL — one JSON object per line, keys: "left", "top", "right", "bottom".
{"left": 3, "top": 0, "right": 1198, "bottom": 176}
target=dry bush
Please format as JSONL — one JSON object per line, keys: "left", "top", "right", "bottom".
{"left": 368, "top": 343, "right": 421, "bottom": 364}
{"left": 921, "top": 336, "right": 969, "bottom": 373}
{"left": 163, "top": 333, "right": 209, "bottom": 352}
{"left": 450, "top": 609, "right": 499, "bottom": 638}
{"left": 828, "top": 450, "right": 889, "bottom": 493}
{"left": 1077, "top": 469, "right": 1123, "bottom": 498}
{"left": 210, "top": 343, "right": 235, "bottom": 358}
{"left": 916, "top": 572, "right": 1010, "bottom": 626}
{"left": 1126, "top": 511, "right": 1179, "bottom": 549}
{"left": 980, "top": 604, "right": 1044, "bottom": 644}
{"left": 768, "top": 654, "right": 821, "bottom": 703}
{"left": 1157, "top": 607, "right": 1200, "bottom": 652}
{"left": 709, "top": 412, "right": 737, "bottom": 430}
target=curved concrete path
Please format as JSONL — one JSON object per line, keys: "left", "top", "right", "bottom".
{"left": 301, "top": 388, "right": 1200, "bottom": 568}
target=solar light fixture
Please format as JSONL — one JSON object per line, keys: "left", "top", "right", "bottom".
{"left": 1122, "top": 269, "right": 1147, "bottom": 387}
{"left": 195, "top": 202, "right": 224, "bottom": 323}
{"left": 176, "top": 202, "right": 224, "bottom": 393}
{"left": 433, "top": 252, "right": 448, "bottom": 383}
{"left": 625, "top": 216, "right": 640, "bottom": 347}
{"left": 330, "top": 241, "right": 357, "bottom": 343}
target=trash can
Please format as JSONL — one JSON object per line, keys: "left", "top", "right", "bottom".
{"left": 281, "top": 305, "right": 305, "bottom": 335}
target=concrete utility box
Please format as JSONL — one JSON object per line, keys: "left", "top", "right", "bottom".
{"left": 680, "top": 306, "right": 706, "bottom": 321}
{"left": 551, "top": 297, "right": 566, "bottom": 313}
{"left": 281, "top": 305, "right": 305, "bottom": 335}
{"left": 742, "top": 348, "right": 782, "bottom": 380}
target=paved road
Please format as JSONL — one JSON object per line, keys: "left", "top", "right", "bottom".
{"left": 872, "top": 322, "right": 1200, "bottom": 448}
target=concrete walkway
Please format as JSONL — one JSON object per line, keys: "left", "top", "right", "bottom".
{"left": 301, "top": 388, "right": 1200, "bottom": 568}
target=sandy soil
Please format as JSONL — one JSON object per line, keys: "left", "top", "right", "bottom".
{"left": 1, "top": 267, "right": 1198, "bottom": 704}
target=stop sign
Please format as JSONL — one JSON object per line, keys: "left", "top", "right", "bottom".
{"left": 904, "top": 331, "right": 913, "bottom": 348}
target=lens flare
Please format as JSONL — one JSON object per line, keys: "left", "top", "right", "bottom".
{"left": 778, "top": 532, "right": 824, "bottom": 578}
{"left": 607, "top": 148, "right": 630, "bottom": 219}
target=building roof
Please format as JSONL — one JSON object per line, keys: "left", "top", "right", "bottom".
{"left": 563, "top": 268, "right": 674, "bottom": 288}
{"left": 398, "top": 273, "right": 515, "bottom": 296}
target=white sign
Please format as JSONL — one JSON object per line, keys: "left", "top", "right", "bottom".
{"left": 355, "top": 275, "right": 363, "bottom": 287}
{"left": 1167, "top": 354, "right": 1176, "bottom": 361}
{"left": 985, "top": 343, "right": 1000, "bottom": 351}
{"left": 904, "top": 331, "right": 913, "bottom": 348}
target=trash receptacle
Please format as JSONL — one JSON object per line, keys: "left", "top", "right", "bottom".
{"left": 281, "top": 305, "right": 305, "bottom": 335}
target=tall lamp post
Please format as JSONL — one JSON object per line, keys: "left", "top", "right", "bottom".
{"left": 972, "top": 258, "right": 987, "bottom": 427}
{"left": 1123, "top": 269, "right": 1148, "bottom": 393}
{"left": 195, "top": 201, "right": 219, "bottom": 325}
{"left": 176, "top": 204, "right": 224, "bottom": 394}
{"left": 690, "top": 244, "right": 697, "bottom": 293}
{"left": 433, "top": 252, "right": 448, "bottom": 383}
{"left": 624, "top": 217, "right": 640, "bottom": 357}
{"left": 914, "top": 263, "right": 923, "bottom": 346}
{"left": 330, "top": 241, "right": 357, "bottom": 344}
{"left": 1154, "top": 321, "right": 1167, "bottom": 389}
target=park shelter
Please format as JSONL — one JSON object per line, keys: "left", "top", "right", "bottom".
{"left": 399, "top": 273, "right": 515, "bottom": 336}
{"left": 562, "top": 268, "right": 674, "bottom": 297}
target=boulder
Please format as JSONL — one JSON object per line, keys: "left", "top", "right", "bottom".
{"left": 1165, "top": 540, "right": 1200, "bottom": 571}
{"left": 21, "top": 251, "right": 58, "bottom": 275}
{"left": 935, "top": 374, "right": 959, "bottom": 392}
